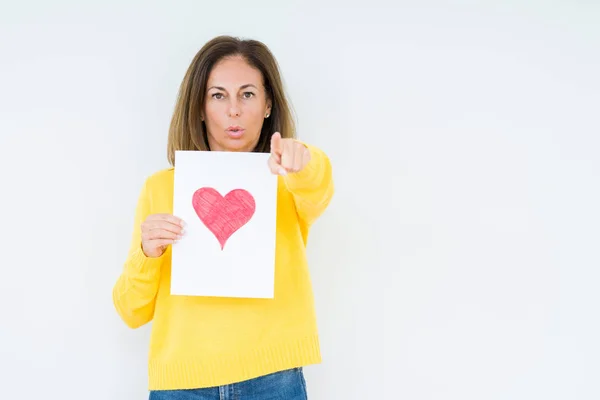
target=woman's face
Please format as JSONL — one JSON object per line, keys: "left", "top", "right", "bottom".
{"left": 203, "top": 55, "right": 272, "bottom": 152}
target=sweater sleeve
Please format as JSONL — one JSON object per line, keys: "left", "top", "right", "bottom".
{"left": 112, "top": 178, "right": 165, "bottom": 329}
{"left": 282, "top": 142, "right": 335, "bottom": 226}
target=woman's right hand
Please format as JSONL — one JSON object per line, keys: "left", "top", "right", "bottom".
{"left": 141, "top": 214, "right": 185, "bottom": 258}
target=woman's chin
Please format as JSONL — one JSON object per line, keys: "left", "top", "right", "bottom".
{"left": 208, "top": 134, "right": 259, "bottom": 152}
{"left": 222, "top": 137, "right": 257, "bottom": 152}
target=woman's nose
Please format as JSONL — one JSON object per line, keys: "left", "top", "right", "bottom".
{"left": 228, "top": 101, "right": 241, "bottom": 117}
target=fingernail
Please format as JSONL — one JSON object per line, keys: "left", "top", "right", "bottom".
{"left": 278, "top": 167, "right": 287, "bottom": 175}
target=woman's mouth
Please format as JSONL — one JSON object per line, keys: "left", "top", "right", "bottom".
{"left": 226, "top": 126, "right": 245, "bottom": 138}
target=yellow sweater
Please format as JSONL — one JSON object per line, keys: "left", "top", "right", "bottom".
{"left": 112, "top": 143, "right": 334, "bottom": 390}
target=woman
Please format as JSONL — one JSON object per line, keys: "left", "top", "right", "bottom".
{"left": 112, "top": 35, "right": 334, "bottom": 399}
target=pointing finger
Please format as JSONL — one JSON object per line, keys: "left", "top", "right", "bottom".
{"left": 270, "top": 132, "right": 282, "bottom": 155}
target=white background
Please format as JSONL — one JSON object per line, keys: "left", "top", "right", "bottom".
{"left": 172, "top": 150, "right": 277, "bottom": 298}
{"left": 1, "top": 1, "right": 599, "bottom": 399}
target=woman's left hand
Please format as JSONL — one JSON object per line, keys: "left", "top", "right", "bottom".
{"left": 268, "top": 132, "right": 311, "bottom": 175}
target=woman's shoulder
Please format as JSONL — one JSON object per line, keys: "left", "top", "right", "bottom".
{"left": 143, "top": 167, "right": 174, "bottom": 190}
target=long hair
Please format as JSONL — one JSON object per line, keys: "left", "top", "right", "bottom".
{"left": 166, "top": 35, "right": 296, "bottom": 165}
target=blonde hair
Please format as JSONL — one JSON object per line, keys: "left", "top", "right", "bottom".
{"left": 167, "top": 35, "right": 296, "bottom": 165}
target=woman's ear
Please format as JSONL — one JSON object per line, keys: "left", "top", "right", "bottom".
{"left": 265, "top": 101, "right": 272, "bottom": 118}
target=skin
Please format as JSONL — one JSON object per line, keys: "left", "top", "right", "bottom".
{"left": 203, "top": 55, "right": 270, "bottom": 153}
{"left": 141, "top": 56, "right": 311, "bottom": 258}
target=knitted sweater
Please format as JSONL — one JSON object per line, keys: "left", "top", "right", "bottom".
{"left": 112, "top": 143, "right": 334, "bottom": 390}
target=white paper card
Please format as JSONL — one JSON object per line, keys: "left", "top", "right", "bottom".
{"left": 171, "top": 150, "right": 278, "bottom": 298}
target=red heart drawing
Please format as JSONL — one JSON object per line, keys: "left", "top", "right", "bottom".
{"left": 191, "top": 187, "right": 256, "bottom": 250}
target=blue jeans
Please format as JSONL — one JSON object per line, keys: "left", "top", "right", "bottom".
{"left": 149, "top": 367, "right": 308, "bottom": 400}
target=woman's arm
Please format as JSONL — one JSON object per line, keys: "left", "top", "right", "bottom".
{"left": 112, "top": 179, "right": 165, "bottom": 329}
{"left": 282, "top": 141, "right": 335, "bottom": 226}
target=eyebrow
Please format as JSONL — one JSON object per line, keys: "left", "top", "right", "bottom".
{"left": 207, "top": 84, "right": 258, "bottom": 91}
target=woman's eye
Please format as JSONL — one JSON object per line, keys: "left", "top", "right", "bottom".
{"left": 243, "top": 92, "right": 255, "bottom": 99}
{"left": 212, "top": 93, "right": 224, "bottom": 99}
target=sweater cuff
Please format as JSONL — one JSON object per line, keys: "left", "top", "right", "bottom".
{"left": 127, "top": 246, "right": 165, "bottom": 275}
